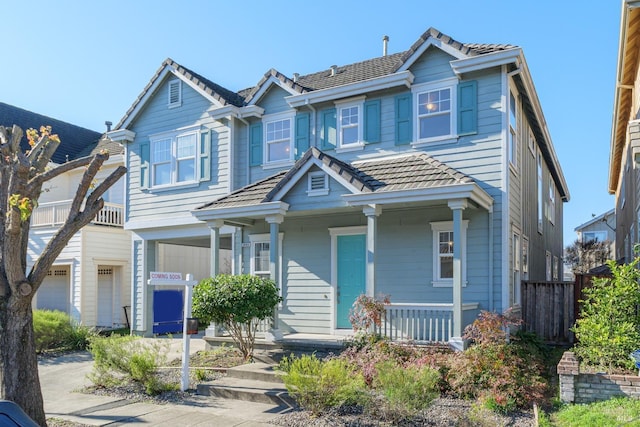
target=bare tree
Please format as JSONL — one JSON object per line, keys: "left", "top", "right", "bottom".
{"left": 565, "top": 238, "right": 612, "bottom": 274}
{"left": 0, "top": 125, "right": 126, "bottom": 425}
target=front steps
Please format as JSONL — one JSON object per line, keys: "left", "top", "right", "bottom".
{"left": 197, "top": 362, "right": 296, "bottom": 408}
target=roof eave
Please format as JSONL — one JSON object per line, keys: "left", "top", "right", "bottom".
{"left": 342, "top": 183, "right": 494, "bottom": 212}
{"left": 286, "top": 71, "right": 414, "bottom": 108}
{"left": 191, "top": 201, "right": 290, "bottom": 222}
{"left": 450, "top": 48, "right": 522, "bottom": 76}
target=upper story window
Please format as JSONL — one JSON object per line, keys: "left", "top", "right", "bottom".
{"left": 537, "top": 149, "right": 543, "bottom": 234}
{"left": 335, "top": 97, "right": 366, "bottom": 150}
{"left": 413, "top": 78, "right": 458, "bottom": 144}
{"left": 509, "top": 90, "right": 518, "bottom": 168}
{"left": 263, "top": 112, "right": 294, "bottom": 166}
{"left": 582, "top": 231, "right": 607, "bottom": 243}
{"left": 150, "top": 128, "right": 198, "bottom": 187}
{"left": 168, "top": 80, "right": 182, "bottom": 108}
{"left": 548, "top": 180, "right": 556, "bottom": 225}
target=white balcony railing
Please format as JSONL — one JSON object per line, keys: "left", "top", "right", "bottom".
{"left": 377, "top": 302, "right": 480, "bottom": 343}
{"left": 31, "top": 200, "right": 124, "bottom": 227}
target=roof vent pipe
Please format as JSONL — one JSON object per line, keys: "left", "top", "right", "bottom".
{"left": 105, "top": 121, "right": 112, "bottom": 132}
{"left": 383, "top": 35, "right": 389, "bottom": 56}
{"left": 293, "top": 73, "right": 299, "bottom": 83}
{"left": 330, "top": 65, "right": 337, "bottom": 76}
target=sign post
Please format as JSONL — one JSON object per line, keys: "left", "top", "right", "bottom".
{"left": 148, "top": 272, "right": 198, "bottom": 391}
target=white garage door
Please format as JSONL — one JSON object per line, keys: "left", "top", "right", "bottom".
{"left": 37, "top": 267, "right": 70, "bottom": 313}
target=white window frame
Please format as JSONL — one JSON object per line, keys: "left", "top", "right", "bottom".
{"left": 545, "top": 251, "right": 552, "bottom": 281}
{"left": 512, "top": 230, "right": 521, "bottom": 306}
{"left": 582, "top": 231, "right": 607, "bottom": 243}
{"left": 430, "top": 220, "right": 468, "bottom": 287}
{"left": 307, "top": 171, "right": 329, "bottom": 196}
{"left": 149, "top": 126, "right": 199, "bottom": 189}
{"left": 522, "top": 235, "right": 529, "bottom": 280}
{"left": 548, "top": 180, "right": 556, "bottom": 225}
{"left": 335, "top": 97, "right": 365, "bottom": 151}
{"left": 537, "top": 149, "right": 544, "bottom": 234}
{"left": 248, "top": 233, "right": 284, "bottom": 290}
{"left": 168, "top": 79, "right": 182, "bottom": 108}
{"left": 509, "top": 89, "right": 518, "bottom": 170}
{"left": 263, "top": 112, "right": 294, "bottom": 167}
{"left": 412, "top": 78, "right": 458, "bottom": 146}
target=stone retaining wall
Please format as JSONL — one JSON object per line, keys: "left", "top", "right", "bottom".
{"left": 558, "top": 351, "right": 640, "bottom": 403}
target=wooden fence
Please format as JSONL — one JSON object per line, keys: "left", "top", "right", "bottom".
{"left": 521, "top": 273, "right": 610, "bottom": 345}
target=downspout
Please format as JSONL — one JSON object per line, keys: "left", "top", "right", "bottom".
{"left": 234, "top": 114, "right": 251, "bottom": 187}
{"left": 306, "top": 100, "right": 317, "bottom": 148}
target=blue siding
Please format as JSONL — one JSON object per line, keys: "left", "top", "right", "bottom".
{"left": 280, "top": 169, "right": 351, "bottom": 212}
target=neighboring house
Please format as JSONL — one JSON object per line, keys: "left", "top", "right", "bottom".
{"left": 574, "top": 209, "right": 616, "bottom": 248}
{"left": 109, "top": 27, "right": 569, "bottom": 347}
{"left": 610, "top": 1, "right": 640, "bottom": 263}
{"left": 0, "top": 102, "right": 131, "bottom": 328}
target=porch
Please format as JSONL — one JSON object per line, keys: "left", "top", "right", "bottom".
{"left": 204, "top": 301, "right": 480, "bottom": 354}
{"left": 31, "top": 199, "right": 124, "bottom": 227}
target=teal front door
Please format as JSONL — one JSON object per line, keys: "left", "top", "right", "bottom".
{"left": 336, "top": 234, "right": 366, "bottom": 329}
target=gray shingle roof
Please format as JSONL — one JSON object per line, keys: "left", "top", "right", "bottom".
{"left": 76, "top": 136, "right": 124, "bottom": 158}
{"left": 197, "top": 148, "right": 475, "bottom": 212}
{"left": 0, "top": 102, "right": 102, "bottom": 163}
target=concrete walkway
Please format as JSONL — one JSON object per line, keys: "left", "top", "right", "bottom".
{"left": 38, "top": 336, "right": 292, "bottom": 426}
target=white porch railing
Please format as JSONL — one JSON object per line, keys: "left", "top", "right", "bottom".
{"left": 377, "top": 303, "right": 480, "bottom": 343}
{"left": 31, "top": 200, "right": 124, "bottom": 227}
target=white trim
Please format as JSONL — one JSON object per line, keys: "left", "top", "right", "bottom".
{"left": 397, "top": 37, "right": 468, "bottom": 73}
{"left": 148, "top": 126, "right": 201, "bottom": 189}
{"left": 335, "top": 99, "right": 364, "bottom": 149}
{"left": 307, "top": 171, "right": 329, "bottom": 196}
{"left": 248, "top": 233, "right": 284, "bottom": 282}
{"left": 263, "top": 111, "right": 295, "bottom": 165}
{"left": 191, "top": 201, "right": 290, "bottom": 222}
{"left": 430, "top": 220, "right": 468, "bottom": 287}
{"left": 328, "top": 226, "right": 367, "bottom": 333}
{"left": 412, "top": 78, "right": 459, "bottom": 145}
{"left": 247, "top": 75, "right": 300, "bottom": 105}
{"left": 286, "top": 71, "right": 414, "bottom": 108}
{"left": 107, "top": 129, "right": 136, "bottom": 143}
{"left": 450, "top": 48, "right": 522, "bottom": 76}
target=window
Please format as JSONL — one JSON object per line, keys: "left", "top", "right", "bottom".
{"left": 522, "top": 236, "right": 529, "bottom": 280}
{"left": 430, "top": 221, "right": 468, "bottom": 287}
{"left": 528, "top": 129, "right": 535, "bottom": 156}
{"left": 307, "top": 171, "right": 328, "bottom": 196}
{"left": 339, "top": 104, "right": 360, "bottom": 145}
{"left": 553, "top": 256, "right": 559, "bottom": 281}
{"left": 168, "top": 80, "right": 181, "bottom": 108}
{"left": 262, "top": 113, "right": 294, "bottom": 165}
{"left": 548, "top": 180, "right": 556, "bottom": 225}
{"left": 545, "top": 251, "right": 552, "bottom": 281}
{"left": 150, "top": 129, "right": 198, "bottom": 187}
{"left": 537, "top": 150, "right": 543, "bottom": 233}
{"left": 512, "top": 231, "right": 521, "bottom": 305}
{"left": 509, "top": 91, "right": 518, "bottom": 168}
{"left": 249, "top": 233, "right": 283, "bottom": 281}
{"left": 414, "top": 79, "right": 457, "bottom": 143}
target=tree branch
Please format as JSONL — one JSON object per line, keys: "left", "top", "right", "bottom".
{"left": 26, "top": 155, "right": 93, "bottom": 193}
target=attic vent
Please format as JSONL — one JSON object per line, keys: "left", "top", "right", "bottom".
{"left": 168, "top": 79, "right": 182, "bottom": 108}
{"left": 307, "top": 171, "right": 328, "bottom": 196}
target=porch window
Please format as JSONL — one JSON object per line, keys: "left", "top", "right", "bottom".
{"left": 430, "top": 220, "right": 468, "bottom": 287}
{"left": 512, "top": 231, "right": 521, "bottom": 306}
{"left": 150, "top": 128, "right": 198, "bottom": 187}
{"left": 248, "top": 233, "right": 284, "bottom": 282}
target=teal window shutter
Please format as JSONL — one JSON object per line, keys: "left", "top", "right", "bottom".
{"left": 394, "top": 93, "right": 412, "bottom": 145}
{"left": 200, "top": 130, "right": 211, "bottom": 181}
{"left": 320, "top": 108, "right": 336, "bottom": 150}
{"left": 249, "top": 122, "right": 263, "bottom": 166}
{"left": 457, "top": 80, "right": 478, "bottom": 135}
{"left": 140, "top": 141, "right": 150, "bottom": 189}
{"left": 295, "top": 112, "right": 310, "bottom": 159}
{"left": 363, "top": 99, "right": 381, "bottom": 144}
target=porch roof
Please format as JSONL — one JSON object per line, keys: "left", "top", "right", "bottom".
{"left": 192, "top": 148, "right": 493, "bottom": 221}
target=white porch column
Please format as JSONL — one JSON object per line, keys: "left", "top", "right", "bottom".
{"left": 265, "top": 214, "right": 284, "bottom": 341}
{"left": 448, "top": 199, "right": 467, "bottom": 350}
{"left": 209, "top": 219, "right": 225, "bottom": 277}
{"left": 205, "top": 220, "right": 224, "bottom": 337}
{"left": 363, "top": 205, "right": 381, "bottom": 296}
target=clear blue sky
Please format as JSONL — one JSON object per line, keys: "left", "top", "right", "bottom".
{"left": 1, "top": 0, "right": 619, "bottom": 247}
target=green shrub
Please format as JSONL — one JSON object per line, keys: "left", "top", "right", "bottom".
{"left": 572, "top": 259, "right": 640, "bottom": 371}
{"left": 280, "top": 354, "right": 367, "bottom": 415}
{"left": 366, "top": 360, "right": 440, "bottom": 422}
{"left": 192, "top": 274, "right": 282, "bottom": 360}
{"left": 88, "top": 335, "right": 174, "bottom": 395}
{"left": 32, "top": 309, "right": 96, "bottom": 352}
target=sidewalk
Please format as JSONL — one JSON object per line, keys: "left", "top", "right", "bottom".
{"left": 38, "top": 336, "right": 292, "bottom": 426}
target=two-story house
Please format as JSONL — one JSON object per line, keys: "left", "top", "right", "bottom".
{"left": 109, "top": 27, "right": 569, "bottom": 347}
{"left": 0, "top": 102, "right": 131, "bottom": 328}
{"left": 610, "top": 1, "right": 640, "bottom": 262}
